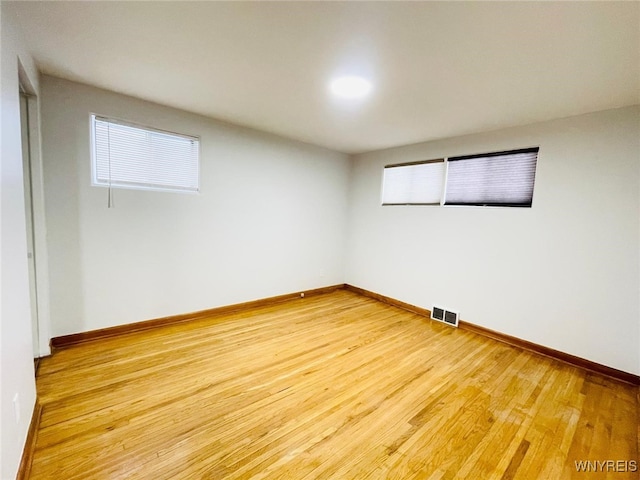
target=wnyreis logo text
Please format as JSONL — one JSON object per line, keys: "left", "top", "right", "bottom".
{"left": 574, "top": 460, "right": 637, "bottom": 473}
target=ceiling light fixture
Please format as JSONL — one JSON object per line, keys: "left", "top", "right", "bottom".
{"left": 330, "top": 76, "right": 373, "bottom": 99}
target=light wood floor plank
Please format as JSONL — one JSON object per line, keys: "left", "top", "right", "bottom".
{"left": 29, "top": 291, "right": 638, "bottom": 479}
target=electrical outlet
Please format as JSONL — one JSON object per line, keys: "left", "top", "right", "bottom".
{"left": 13, "top": 393, "right": 20, "bottom": 424}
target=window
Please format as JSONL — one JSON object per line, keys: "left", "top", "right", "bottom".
{"left": 91, "top": 115, "right": 200, "bottom": 193}
{"left": 382, "top": 147, "right": 538, "bottom": 208}
{"left": 444, "top": 148, "right": 538, "bottom": 207}
{"left": 381, "top": 159, "right": 445, "bottom": 205}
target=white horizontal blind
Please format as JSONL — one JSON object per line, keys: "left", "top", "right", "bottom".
{"left": 444, "top": 148, "right": 538, "bottom": 206}
{"left": 91, "top": 115, "right": 200, "bottom": 193}
{"left": 382, "top": 160, "right": 445, "bottom": 205}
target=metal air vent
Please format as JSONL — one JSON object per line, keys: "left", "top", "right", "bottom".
{"left": 444, "top": 310, "right": 459, "bottom": 327}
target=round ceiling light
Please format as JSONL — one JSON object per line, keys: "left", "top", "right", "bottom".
{"left": 329, "top": 76, "right": 373, "bottom": 99}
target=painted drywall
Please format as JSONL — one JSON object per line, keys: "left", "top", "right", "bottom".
{"left": 1, "top": 5, "right": 40, "bottom": 479}
{"left": 345, "top": 106, "right": 640, "bottom": 375}
{"left": 41, "top": 76, "right": 350, "bottom": 337}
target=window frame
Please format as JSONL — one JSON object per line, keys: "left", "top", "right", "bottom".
{"left": 381, "top": 147, "right": 539, "bottom": 208}
{"left": 381, "top": 158, "right": 446, "bottom": 206}
{"left": 90, "top": 114, "right": 201, "bottom": 194}
{"left": 443, "top": 147, "right": 539, "bottom": 208}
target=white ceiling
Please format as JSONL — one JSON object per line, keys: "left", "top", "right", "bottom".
{"left": 6, "top": 1, "right": 640, "bottom": 154}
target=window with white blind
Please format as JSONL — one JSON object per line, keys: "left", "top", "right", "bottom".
{"left": 91, "top": 115, "right": 200, "bottom": 193}
{"left": 381, "top": 159, "right": 445, "bottom": 205}
{"left": 381, "top": 147, "right": 538, "bottom": 208}
{"left": 444, "top": 148, "right": 538, "bottom": 207}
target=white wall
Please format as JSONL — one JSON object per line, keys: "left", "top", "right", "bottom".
{"left": 346, "top": 106, "right": 640, "bottom": 375}
{"left": 1, "top": 5, "right": 39, "bottom": 479}
{"left": 41, "top": 76, "right": 350, "bottom": 337}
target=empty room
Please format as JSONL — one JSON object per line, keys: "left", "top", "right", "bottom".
{"left": 1, "top": 1, "right": 639, "bottom": 479}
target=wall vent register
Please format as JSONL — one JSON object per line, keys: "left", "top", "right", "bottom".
{"left": 432, "top": 306, "right": 459, "bottom": 328}
{"left": 432, "top": 306, "right": 445, "bottom": 321}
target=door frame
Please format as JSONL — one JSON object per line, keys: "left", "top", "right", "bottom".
{"left": 19, "top": 63, "right": 51, "bottom": 358}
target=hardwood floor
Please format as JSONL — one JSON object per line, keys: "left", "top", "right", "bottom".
{"left": 32, "top": 291, "right": 638, "bottom": 479}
